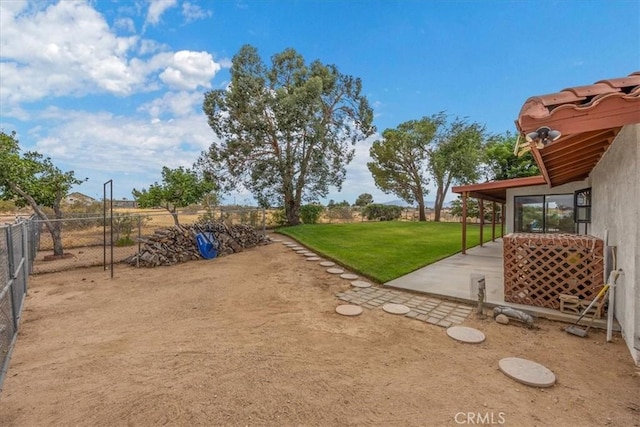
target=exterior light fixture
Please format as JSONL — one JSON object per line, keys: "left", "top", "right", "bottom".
{"left": 525, "top": 126, "right": 562, "bottom": 149}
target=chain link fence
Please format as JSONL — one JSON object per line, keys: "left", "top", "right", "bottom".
{"left": 30, "top": 207, "right": 267, "bottom": 274}
{"left": 1, "top": 219, "right": 36, "bottom": 392}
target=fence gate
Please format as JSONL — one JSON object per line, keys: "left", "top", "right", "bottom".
{"left": 0, "top": 221, "right": 32, "bottom": 392}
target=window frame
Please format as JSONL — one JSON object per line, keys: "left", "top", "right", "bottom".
{"left": 514, "top": 193, "right": 577, "bottom": 234}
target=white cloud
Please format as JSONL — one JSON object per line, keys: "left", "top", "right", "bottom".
{"left": 182, "top": 1, "right": 212, "bottom": 23}
{"left": 0, "top": 1, "right": 223, "bottom": 109}
{"left": 27, "top": 106, "right": 217, "bottom": 192}
{"left": 0, "top": 1, "right": 143, "bottom": 102}
{"left": 138, "top": 91, "right": 204, "bottom": 118}
{"left": 145, "top": 0, "right": 178, "bottom": 26}
{"left": 159, "top": 51, "right": 221, "bottom": 90}
{"left": 114, "top": 17, "right": 136, "bottom": 33}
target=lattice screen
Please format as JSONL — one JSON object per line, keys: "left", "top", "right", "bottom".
{"left": 503, "top": 233, "right": 604, "bottom": 310}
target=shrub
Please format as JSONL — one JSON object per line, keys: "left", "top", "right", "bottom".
{"left": 363, "top": 204, "right": 402, "bottom": 221}
{"left": 270, "top": 208, "right": 288, "bottom": 227}
{"left": 300, "top": 204, "right": 324, "bottom": 224}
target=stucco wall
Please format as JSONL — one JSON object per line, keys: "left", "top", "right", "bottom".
{"left": 505, "top": 180, "right": 590, "bottom": 234}
{"left": 590, "top": 124, "right": 639, "bottom": 364}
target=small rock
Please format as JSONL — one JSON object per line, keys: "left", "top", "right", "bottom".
{"left": 496, "top": 314, "right": 510, "bottom": 325}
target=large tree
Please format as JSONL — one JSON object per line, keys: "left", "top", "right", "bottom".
{"left": 367, "top": 116, "right": 443, "bottom": 221}
{"left": 0, "top": 130, "right": 86, "bottom": 256}
{"left": 484, "top": 132, "right": 539, "bottom": 180}
{"left": 201, "top": 45, "right": 374, "bottom": 225}
{"left": 132, "top": 166, "right": 216, "bottom": 225}
{"left": 427, "top": 117, "right": 486, "bottom": 221}
{"left": 354, "top": 193, "right": 373, "bottom": 207}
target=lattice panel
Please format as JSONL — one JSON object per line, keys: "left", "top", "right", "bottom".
{"left": 503, "top": 233, "right": 604, "bottom": 310}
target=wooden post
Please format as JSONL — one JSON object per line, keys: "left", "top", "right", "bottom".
{"left": 479, "top": 199, "right": 484, "bottom": 247}
{"left": 462, "top": 192, "right": 468, "bottom": 255}
{"left": 491, "top": 201, "right": 496, "bottom": 242}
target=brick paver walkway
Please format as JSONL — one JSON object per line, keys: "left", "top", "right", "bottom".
{"left": 336, "top": 287, "right": 474, "bottom": 328}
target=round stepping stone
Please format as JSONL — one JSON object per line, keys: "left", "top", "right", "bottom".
{"left": 498, "top": 357, "right": 556, "bottom": 388}
{"left": 340, "top": 273, "right": 359, "bottom": 280}
{"left": 446, "top": 326, "right": 486, "bottom": 344}
{"left": 283, "top": 242, "right": 295, "bottom": 246}
{"left": 271, "top": 238, "right": 283, "bottom": 242}
{"left": 295, "top": 250, "right": 307, "bottom": 254}
{"left": 303, "top": 252, "right": 317, "bottom": 257}
{"left": 326, "top": 268, "right": 344, "bottom": 274}
{"left": 291, "top": 246, "right": 304, "bottom": 250}
{"left": 319, "top": 261, "right": 335, "bottom": 267}
{"left": 382, "top": 303, "right": 411, "bottom": 315}
{"left": 306, "top": 257, "right": 321, "bottom": 261}
{"left": 336, "top": 304, "right": 363, "bottom": 316}
{"left": 351, "top": 280, "right": 372, "bottom": 288}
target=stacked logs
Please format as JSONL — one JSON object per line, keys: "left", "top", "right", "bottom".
{"left": 125, "top": 221, "right": 269, "bottom": 267}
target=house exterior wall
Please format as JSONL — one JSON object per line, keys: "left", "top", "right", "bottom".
{"left": 589, "top": 124, "right": 639, "bottom": 365}
{"left": 503, "top": 125, "right": 639, "bottom": 364}
{"left": 505, "top": 180, "right": 590, "bottom": 234}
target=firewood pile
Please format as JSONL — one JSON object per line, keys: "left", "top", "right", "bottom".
{"left": 125, "top": 221, "right": 269, "bottom": 267}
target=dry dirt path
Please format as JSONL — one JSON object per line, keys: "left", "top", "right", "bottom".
{"left": 0, "top": 242, "right": 638, "bottom": 426}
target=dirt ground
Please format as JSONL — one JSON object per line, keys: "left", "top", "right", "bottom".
{"left": 1, "top": 240, "right": 638, "bottom": 427}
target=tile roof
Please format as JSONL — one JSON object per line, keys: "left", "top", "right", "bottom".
{"left": 454, "top": 72, "right": 640, "bottom": 202}
{"left": 516, "top": 71, "right": 640, "bottom": 186}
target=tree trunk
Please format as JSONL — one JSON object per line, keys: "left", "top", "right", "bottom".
{"left": 415, "top": 185, "right": 426, "bottom": 221}
{"left": 434, "top": 187, "right": 445, "bottom": 222}
{"left": 285, "top": 199, "right": 301, "bottom": 225}
{"left": 8, "top": 182, "right": 66, "bottom": 256}
{"left": 417, "top": 201, "right": 426, "bottom": 222}
{"left": 165, "top": 204, "right": 180, "bottom": 225}
{"left": 50, "top": 224, "right": 64, "bottom": 256}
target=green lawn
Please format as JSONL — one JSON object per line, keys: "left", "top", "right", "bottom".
{"left": 276, "top": 221, "right": 502, "bottom": 283}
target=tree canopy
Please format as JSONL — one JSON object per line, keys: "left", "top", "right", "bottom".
{"left": 483, "top": 132, "right": 539, "bottom": 180}
{"left": 367, "top": 116, "right": 442, "bottom": 221}
{"left": 132, "top": 166, "right": 216, "bottom": 225}
{"left": 427, "top": 116, "right": 486, "bottom": 221}
{"left": 354, "top": 193, "right": 374, "bottom": 207}
{"left": 0, "top": 130, "right": 86, "bottom": 256}
{"left": 200, "top": 44, "right": 374, "bottom": 225}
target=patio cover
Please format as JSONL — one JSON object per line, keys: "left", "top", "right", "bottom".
{"left": 452, "top": 71, "right": 640, "bottom": 253}
{"left": 454, "top": 72, "right": 640, "bottom": 201}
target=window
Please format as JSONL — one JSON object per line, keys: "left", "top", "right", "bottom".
{"left": 574, "top": 188, "right": 591, "bottom": 223}
{"left": 514, "top": 194, "right": 576, "bottom": 233}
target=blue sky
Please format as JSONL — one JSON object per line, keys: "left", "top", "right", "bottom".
{"left": 1, "top": 0, "right": 639, "bottom": 205}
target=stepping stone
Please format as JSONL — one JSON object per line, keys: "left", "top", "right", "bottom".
{"left": 340, "top": 273, "right": 359, "bottom": 280}
{"left": 303, "top": 252, "right": 317, "bottom": 257}
{"left": 271, "top": 238, "right": 283, "bottom": 242}
{"left": 306, "top": 257, "right": 321, "bottom": 261}
{"left": 319, "top": 261, "right": 335, "bottom": 267}
{"left": 382, "top": 303, "right": 411, "bottom": 315}
{"left": 336, "top": 304, "right": 363, "bottom": 316}
{"left": 295, "top": 250, "right": 307, "bottom": 254}
{"left": 446, "top": 326, "right": 486, "bottom": 344}
{"left": 351, "top": 280, "right": 372, "bottom": 288}
{"left": 291, "top": 246, "right": 304, "bottom": 250}
{"left": 283, "top": 242, "right": 296, "bottom": 246}
{"left": 327, "top": 268, "right": 345, "bottom": 274}
{"left": 498, "top": 357, "right": 556, "bottom": 388}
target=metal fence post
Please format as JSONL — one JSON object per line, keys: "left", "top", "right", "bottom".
{"left": 21, "top": 222, "right": 28, "bottom": 294}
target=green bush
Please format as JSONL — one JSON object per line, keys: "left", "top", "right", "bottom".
{"left": 270, "top": 208, "right": 288, "bottom": 227}
{"left": 363, "top": 204, "right": 402, "bottom": 221}
{"left": 300, "top": 204, "right": 324, "bottom": 224}
{"left": 115, "top": 236, "right": 135, "bottom": 247}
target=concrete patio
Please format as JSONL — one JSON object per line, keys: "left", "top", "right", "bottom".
{"left": 384, "top": 239, "right": 613, "bottom": 328}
